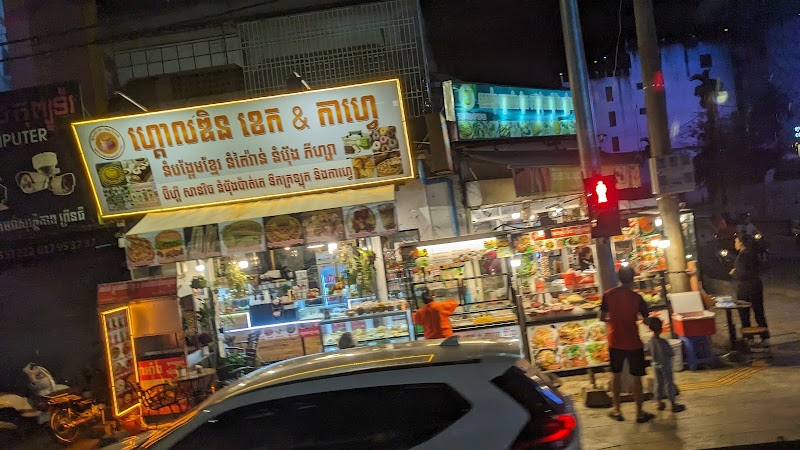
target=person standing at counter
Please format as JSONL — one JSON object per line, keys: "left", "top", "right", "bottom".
{"left": 413, "top": 288, "right": 459, "bottom": 340}
{"left": 600, "top": 267, "right": 654, "bottom": 423}
{"left": 730, "top": 234, "right": 770, "bottom": 340}
{"left": 578, "top": 246, "right": 594, "bottom": 270}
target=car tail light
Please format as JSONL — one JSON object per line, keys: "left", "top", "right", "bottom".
{"left": 533, "top": 414, "right": 576, "bottom": 446}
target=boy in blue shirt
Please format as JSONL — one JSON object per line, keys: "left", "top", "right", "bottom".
{"left": 647, "top": 317, "right": 686, "bottom": 413}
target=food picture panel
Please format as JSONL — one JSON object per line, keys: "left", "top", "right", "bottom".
{"left": 125, "top": 234, "right": 156, "bottom": 268}
{"left": 375, "top": 202, "right": 397, "bottom": 234}
{"left": 264, "top": 214, "right": 304, "bottom": 248}
{"left": 301, "top": 208, "right": 345, "bottom": 244}
{"left": 482, "top": 236, "right": 512, "bottom": 258}
{"left": 102, "top": 308, "right": 139, "bottom": 416}
{"left": 184, "top": 224, "right": 221, "bottom": 259}
{"left": 529, "top": 324, "right": 558, "bottom": 349}
{"left": 528, "top": 318, "right": 609, "bottom": 372}
{"left": 153, "top": 228, "right": 187, "bottom": 264}
{"left": 219, "top": 219, "right": 266, "bottom": 255}
{"left": 635, "top": 234, "right": 667, "bottom": 272}
{"left": 344, "top": 204, "right": 378, "bottom": 238}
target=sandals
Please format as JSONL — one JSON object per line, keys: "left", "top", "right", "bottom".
{"left": 608, "top": 411, "right": 625, "bottom": 421}
{"left": 672, "top": 404, "right": 686, "bottom": 413}
{"left": 636, "top": 412, "right": 656, "bottom": 423}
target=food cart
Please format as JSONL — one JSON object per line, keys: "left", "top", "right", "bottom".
{"left": 97, "top": 277, "right": 189, "bottom": 416}
{"left": 401, "top": 208, "right": 700, "bottom": 373}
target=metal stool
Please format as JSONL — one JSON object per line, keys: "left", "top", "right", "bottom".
{"left": 740, "top": 327, "right": 771, "bottom": 360}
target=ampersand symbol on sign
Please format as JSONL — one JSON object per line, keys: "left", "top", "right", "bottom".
{"left": 292, "top": 106, "right": 309, "bottom": 130}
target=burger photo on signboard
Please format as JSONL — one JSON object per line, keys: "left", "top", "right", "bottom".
{"left": 155, "top": 230, "right": 185, "bottom": 262}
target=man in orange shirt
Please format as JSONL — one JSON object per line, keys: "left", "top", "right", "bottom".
{"left": 413, "top": 288, "right": 459, "bottom": 340}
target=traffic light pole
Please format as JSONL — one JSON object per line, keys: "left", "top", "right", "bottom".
{"left": 559, "top": 0, "right": 616, "bottom": 293}
{"left": 633, "top": 0, "right": 690, "bottom": 293}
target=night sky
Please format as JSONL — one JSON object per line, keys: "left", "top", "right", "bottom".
{"left": 421, "top": 0, "right": 725, "bottom": 88}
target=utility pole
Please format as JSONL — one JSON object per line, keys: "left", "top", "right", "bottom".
{"left": 559, "top": 0, "right": 616, "bottom": 293}
{"left": 633, "top": 0, "right": 690, "bottom": 293}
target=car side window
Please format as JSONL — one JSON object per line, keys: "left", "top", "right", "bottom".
{"left": 171, "top": 383, "right": 471, "bottom": 450}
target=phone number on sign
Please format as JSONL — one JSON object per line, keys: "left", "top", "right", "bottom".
{"left": 0, "top": 238, "right": 97, "bottom": 260}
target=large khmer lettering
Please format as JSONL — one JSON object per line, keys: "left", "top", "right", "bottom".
{"left": 316, "top": 95, "right": 378, "bottom": 126}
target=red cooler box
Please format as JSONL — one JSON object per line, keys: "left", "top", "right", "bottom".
{"left": 669, "top": 291, "right": 716, "bottom": 337}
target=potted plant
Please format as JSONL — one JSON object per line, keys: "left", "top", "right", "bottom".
{"left": 176, "top": 365, "right": 187, "bottom": 377}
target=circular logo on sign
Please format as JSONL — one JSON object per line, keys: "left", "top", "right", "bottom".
{"left": 89, "top": 126, "right": 124, "bottom": 160}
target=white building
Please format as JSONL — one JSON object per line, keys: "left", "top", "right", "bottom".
{"left": 588, "top": 42, "right": 737, "bottom": 154}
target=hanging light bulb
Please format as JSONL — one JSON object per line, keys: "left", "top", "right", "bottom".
{"left": 238, "top": 260, "right": 249, "bottom": 269}
{"left": 195, "top": 260, "right": 205, "bottom": 272}
{"left": 655, "top": 217, "right": 663, "bottom": 227}
{"left": 327, "top": 242, "right": 338, "bottom": 253}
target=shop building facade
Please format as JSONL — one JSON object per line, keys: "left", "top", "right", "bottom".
{"left": 587, "top": 41, "right": 738, "bottom": 155}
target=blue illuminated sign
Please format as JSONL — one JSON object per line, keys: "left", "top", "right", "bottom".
{"left": 447, "top": 82, "right": 576, "bottom": 140}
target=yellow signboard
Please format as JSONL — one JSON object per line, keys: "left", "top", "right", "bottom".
{"left": 71, "top": 79, "right": 414, "bottom": 218}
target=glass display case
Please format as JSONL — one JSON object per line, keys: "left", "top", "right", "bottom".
{"left": 318, "top": 309, "right": 415, "bottom": 351}
{"left": 411, "top": 274, "right": 517, "bottom": 331}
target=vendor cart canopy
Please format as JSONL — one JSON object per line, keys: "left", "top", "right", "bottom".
{"left": 126, "top": 185, "right": 395, "bottom": 236}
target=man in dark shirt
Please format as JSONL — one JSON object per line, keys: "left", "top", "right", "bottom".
{"left": 600, "top": 267, "right": 653, "bottom": 423}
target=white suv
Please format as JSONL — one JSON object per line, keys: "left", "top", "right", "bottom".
{"left": 110, "top": 338, "right": 580, "bottom": 449}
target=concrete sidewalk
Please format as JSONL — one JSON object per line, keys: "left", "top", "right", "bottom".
{"left": 565, "top": 263, "right": 800, "bottom": 450}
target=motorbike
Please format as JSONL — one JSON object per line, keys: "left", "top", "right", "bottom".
{"left": 0, "top": 363, "right": 69, "bottom": 433}
{"left": 48, "top": 390, "right": 108, "bottom": 444}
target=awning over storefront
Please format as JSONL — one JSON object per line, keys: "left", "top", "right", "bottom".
{"left": 126, "top": 185, "right": 395, "bottom": 236}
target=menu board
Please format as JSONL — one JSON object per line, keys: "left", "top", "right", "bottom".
{"left": 124, "top": 202, "right": 398, "bottom": 266}
{"left": 528, "top": 319, "right": 609, "bottom": 372}
{"left": 445, "top": 81, "right": 576, "bottom": 140}
{"left": 101, "top": 307, "right": 140, "bottom": 416}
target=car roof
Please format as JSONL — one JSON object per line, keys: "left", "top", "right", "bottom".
{"left": 212, "top": 338, "right": 521, "bottom": 405}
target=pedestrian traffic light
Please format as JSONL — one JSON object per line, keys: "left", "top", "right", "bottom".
{"left": 584, "top": 175, "right": 621, "bottom": 238}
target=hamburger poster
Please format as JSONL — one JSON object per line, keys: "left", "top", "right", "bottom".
{"left": 154, "top": 229, "right": 187, "bottom": 264}
{"left": 219, "top": 219, "right": 265, "bottom": 255}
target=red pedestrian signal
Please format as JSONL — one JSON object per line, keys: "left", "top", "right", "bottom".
{"left": 583, "top": 175, "right": 621, "bottom": 238}
{"left": 595, "top": 180, "right": 609, "bottom": 204}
